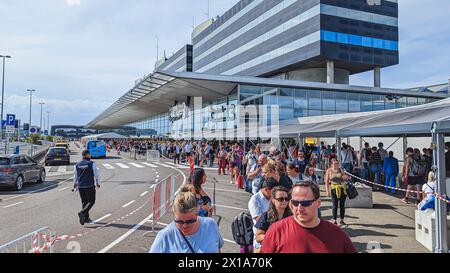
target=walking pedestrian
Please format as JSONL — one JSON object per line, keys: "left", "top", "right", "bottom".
{"left": 325, "top": 159, "right": 349, "bottom": 227}
{"left": 73, "top": 150, "right": 101, "bottom": 225}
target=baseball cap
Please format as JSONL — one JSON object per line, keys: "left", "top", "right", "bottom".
{"left": 82, "top": 150, "right": 91, "bottom": 157}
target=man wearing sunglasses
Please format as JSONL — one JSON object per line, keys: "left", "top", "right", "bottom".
{"left": 261, "top": 181, "right": 356, "bottom": 253}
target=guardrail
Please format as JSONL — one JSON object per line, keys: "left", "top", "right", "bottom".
{"left": 0, "top": 227, "right": 55, "bottom": 253}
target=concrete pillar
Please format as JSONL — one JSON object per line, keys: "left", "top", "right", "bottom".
{"left": 327, "top": 60, "right": 335, "bottom": 84}
{"left": 374, "top": 66, "right": 381, "bottom": 88}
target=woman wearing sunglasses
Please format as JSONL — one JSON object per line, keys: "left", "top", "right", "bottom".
{"left": 255, "top": 186, "right": 292, "bottom": 245}
{"left": 325, "top": 158, "right": 349, "bottom": 227}
{"left": 190, "top": 168, "right": 213, "bottom": 217}
{"left": 149, "top": 185, "right": 224, "bottom": 253}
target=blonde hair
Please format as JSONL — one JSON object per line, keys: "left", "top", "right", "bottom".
{"left": 263, "top": 160, "right": 277, "bottom": 174}
{"left": 173, "top": 185, "right": 198, "bottom": 214}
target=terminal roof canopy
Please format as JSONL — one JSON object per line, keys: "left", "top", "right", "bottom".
{"left": 87, "top": 71, "right": 447, "bottom": 130}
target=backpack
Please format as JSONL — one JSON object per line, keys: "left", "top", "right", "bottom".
{"left": 231, "top": 212, "right": 254, "bottom": 246}
{"left": 411, "top": 157, "right": 429, "bottom": 177}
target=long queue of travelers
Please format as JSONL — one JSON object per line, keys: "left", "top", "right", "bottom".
{"left": 105, "top": 138, "right": 450, "bottom": 253}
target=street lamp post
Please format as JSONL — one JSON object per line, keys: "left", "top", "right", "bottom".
{"left": 1, "top": 55, "right": 11, "bottom": 141}
{"left": 27, "top": 89, "right": 35, "bottom": 135}
{"left": 39, "top": 102, "right": 45, "bottom": 134}
{"left": 46, "top": 111, "right": 50, "bottom": 136}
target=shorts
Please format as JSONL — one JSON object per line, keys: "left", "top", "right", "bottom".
{"left": 230, "top": 162, "right": 237, "bottom": 169}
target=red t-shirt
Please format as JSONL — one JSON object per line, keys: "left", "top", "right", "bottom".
{"left": 261, "top": 216, "right": 357, "bottom": 253}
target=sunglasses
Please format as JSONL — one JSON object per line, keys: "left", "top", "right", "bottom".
{"left": 274, "top": 197, "right": 290, "bottom": 202}
{"left": 174, "top": 218, "right": 197, "bottom": 225}
{"left": 291, "top": 199, "right": 317, "bottom": 208}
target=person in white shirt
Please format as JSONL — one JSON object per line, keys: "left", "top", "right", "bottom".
{"left": 248, "top": 178, "right": 277, "bottom": 252}
{"left": 340, "top": 143, "right": 353, "bottom": 173}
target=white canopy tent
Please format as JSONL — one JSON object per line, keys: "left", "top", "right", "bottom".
{"left": 295, "top": 97, "right": 450, "bottom": 253}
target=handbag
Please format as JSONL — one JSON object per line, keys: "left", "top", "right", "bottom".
{"left": 347, "top": 180, "right": 359, "bottom": 200}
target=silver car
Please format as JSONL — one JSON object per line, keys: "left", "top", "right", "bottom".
{"left": 0, "top": 155, "right": 46, "bottom": 191}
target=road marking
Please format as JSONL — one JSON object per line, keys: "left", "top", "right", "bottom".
{"left": 92, "top": 214, "right": 112, "bottom": 224}
{"left": 140, "top": 191, "right": 148, "bottom": 197}
{"left": 122, "top": 200, "right": 136, "bottom": 208}
{"left": 103, "top": 164, "right": 115, "bottom": 170}
{"left": 57, "top": 166, "right": 67, "bottom": 173}
{"left": 98, "top": 164, "right": 187, "bottom": 253}
{"left": 215, "top": 204, "right": 248, "bottom": 211}
{"left": 3, "top": 202, "right": 24, "bottom": 209}
{"left": 129, "top": 163, "right": 145, "bottom": 168}
{"left": 58, "top": 186, "right": 69, "bottom": 192}
{"left": 2, "top": 177, "right": 74, "bottom": 202}
{"left": 157, "top": 175, "right": 160, "bottom": 179}
{"left": 157, "top": 163, "right": 173, "bottom": 168}
{"left": 116, "top": 163, "right": 130, "bottom": 169}
{"left": 143, "top": 162, "right": 158, "bottom": 168}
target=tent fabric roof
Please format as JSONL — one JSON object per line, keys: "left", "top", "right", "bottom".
{"left": 83, "top": 132, "right": 128, "bottom": 140}
{"left": 297, "top": 97, "right": 450, "bottom": 138}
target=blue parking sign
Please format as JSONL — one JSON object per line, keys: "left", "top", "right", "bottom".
{"left": 6, "top": 114, "right": 15, "bottom": 126}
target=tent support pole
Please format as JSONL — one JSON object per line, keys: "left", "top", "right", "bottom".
{"left": 336, "top": 135, "right": 342, "bottom": 167}
{"left": 432, "top": 128, "right": 448, "bottom": 253}
{"left": 385, "top": 137, "right": 402, "bottom": 152}
{"left": 299, "top": 137, "right": 304, "bottom": 152}
{"left": 403, "top": 136, "right": 408, "bottom": 158}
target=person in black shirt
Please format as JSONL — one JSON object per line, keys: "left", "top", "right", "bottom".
{"left": 275, "top": 161, "right": 293, "bottom": 191}
{"left": 255, "top": 186, "right": 292, "bottom": 245}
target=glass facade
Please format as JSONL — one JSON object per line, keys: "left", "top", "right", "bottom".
{"left": 130, "top": 84, "right": 440, "bottom": 139}
{"left": 239, "top": 84, "right": 438, "bottom": 121}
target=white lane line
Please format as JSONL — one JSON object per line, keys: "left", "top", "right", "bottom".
{"left": 143, "top": 162, "right": 158, "bottom": 168}
{"left": 58, "top": 186, "right": 69, "bottom": 192}
{"left": 98, "top": 164, "right": 187, "bottom": 253}
{"left": 3, "top": 202, "right": 24, "bottom": 209}
{"left": 157, "top": 175, "right": 160, "bottom": 179}
{"left": 122, "top": 200, "right": 136, "bottom": 208}
{"left": 103, "top": 164, "right": 115, "bottom": 170}
{"left": 116, "top": 163, "right": 130, "bottom": 169}
{"left": 2, "top": 176, "right": 74, "bottom": 202}
{"left": 129, "top": 163, "right": 145, "bottom": 168}
{"left": 157, "top": 163, "right": 173, "bottom": 168}
{"left": 92, "top": 214, "right": 112, "bottom": 224}
{"left": 98, "top": 213, "right": 154, "bottom": 253}
{"left": 140, "top": 191, "right": 148, "bottom": 197}
{"left": 215, "top": 204, "right": 249, "bottom": 211}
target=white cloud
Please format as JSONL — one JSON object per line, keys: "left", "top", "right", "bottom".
{"left": 65, "top": 0, "right": 81, "bottom": 6}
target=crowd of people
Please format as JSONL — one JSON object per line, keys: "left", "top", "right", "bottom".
{"left": 102, "top": 138, "right": 450, "bottom": 253}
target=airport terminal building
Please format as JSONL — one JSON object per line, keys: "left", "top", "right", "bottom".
{"left": 87, "top": 0, "right": 449, "bottom": 139}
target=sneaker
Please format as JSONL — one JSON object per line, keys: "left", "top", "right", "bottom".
{"left": 78, "top": 212, "right": 86, "bottom": 226}
{"left": 339, "top": 220, "right": 348, "bottom": 228}
{"left": 401, "top": 198, "right": 409, "bottom": 204}
{"left": 85, "top": 218, "right": 93, "bottom": 224}
{"left": 331, "top": 220, "right": 338, "bottom": 225}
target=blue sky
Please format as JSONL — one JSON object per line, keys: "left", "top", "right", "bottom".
{"left": 0, "top": 0, "right": 449, "bottom": 127}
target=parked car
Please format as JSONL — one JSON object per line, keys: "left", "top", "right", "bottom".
{"left": 44, "top": 147, "right": 70, "bottom": 166}
{"left": 0, "top": 155, "right": 46, "bottom": 191}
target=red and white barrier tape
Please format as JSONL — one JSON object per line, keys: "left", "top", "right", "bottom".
{"left": 29, "top": 198, "right": 152, "bottom": 253}
{"left": 344, "top": 171, "right": 450, "bottom": 204}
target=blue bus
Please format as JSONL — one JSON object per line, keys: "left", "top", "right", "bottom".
{"left": 86, "top": 140, "right": 107, "bottom": 158}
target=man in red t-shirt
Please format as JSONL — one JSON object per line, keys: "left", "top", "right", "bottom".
{"left": 261, "top": 182, "right": 357, "bottom": 253}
